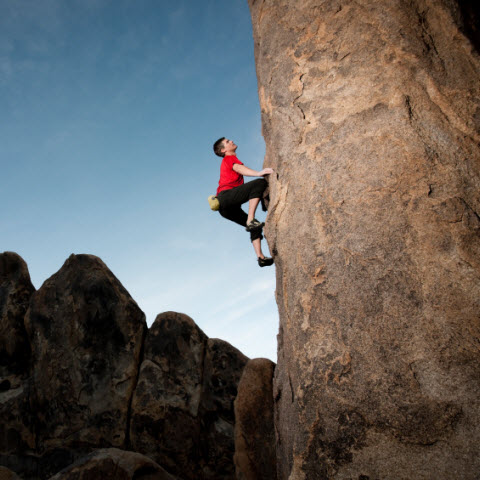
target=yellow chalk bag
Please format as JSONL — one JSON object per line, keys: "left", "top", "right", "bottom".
{"left": 208, "top": 195, "right": 220, "bottom": 211}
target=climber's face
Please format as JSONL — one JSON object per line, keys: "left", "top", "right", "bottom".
{"left": 222, "top": 139, "right": 237, "bottom": 156}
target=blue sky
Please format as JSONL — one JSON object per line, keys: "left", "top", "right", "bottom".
{"left": 1, "top": 0, "right": 278, "bottom": 361}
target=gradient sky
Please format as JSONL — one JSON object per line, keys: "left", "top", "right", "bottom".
{"left": 1, "top": 0, "right": 278, "bottom": 361}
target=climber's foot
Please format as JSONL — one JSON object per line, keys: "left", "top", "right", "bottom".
{"left": 246, "top": 218, "right": 264, "bottom": 232}
{"left": 258, "top": 257, "right": 274, "bottom": 267}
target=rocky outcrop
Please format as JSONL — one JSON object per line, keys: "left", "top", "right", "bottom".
{"left": 0, "top": 466, "right": 22, "bottom": 480}
{"left": 0, "top": 252, "right": 34, "bottom": 377}
{"left": 25, "top": 254, "right": 146, "bottom": 458}
{"left": 234, "top": 358, "right": 276, "bottom": 480}
{"left": 0, "top": 253, "right": 249, "bottom": 480}
{"left": 249, "top": 0, "right": 480, "bottom": 478}
{"left": 0, "top": 253, "right": 36, "bottom": 469}
{"left": 48, "top": 448, "right": 178, "bottom": 480}
{"left": 130, "top": 312, "right": 248, "bottom": 480}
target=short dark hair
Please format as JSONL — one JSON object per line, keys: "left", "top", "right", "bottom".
{"left": 213, "top": 137, "right": 226, "bottom": 157}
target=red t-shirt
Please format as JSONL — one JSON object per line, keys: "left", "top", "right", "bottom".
{"left": 217, "top": 155, "right": 244, "bottom": 195}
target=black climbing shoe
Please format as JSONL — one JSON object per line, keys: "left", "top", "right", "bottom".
{"left": 258, "top": 257, "right": 274, "bottom": 267}
{"left": 246, "top": 218, "right": 265, "bottom": 231}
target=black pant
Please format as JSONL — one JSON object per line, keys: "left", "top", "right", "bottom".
{"left": 217, "top": 178, "right": 267, "bottom": 242}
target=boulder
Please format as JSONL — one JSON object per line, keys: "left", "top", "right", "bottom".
{"left": 130, "top": 312, "right": 248, "bottom": 479}
{"left": 48, "top": 448, "right": 178, "bottom": 480}
{"left": 24, "top": 254, "right": 146, "bottom": 460}
{"left": 1, "top": 254, "right": 252, "bottom": 479}
{"left": 199, "top": 338, "right": 249, "bottom": 478}
{"left": 0, "top": 252, "right": 34, "bottom": 376}
{"left": 249, "top": 0, "right": 480, "bottom": 478}
{"left": 0, "top": 466, "right": 22, "bottom": 480}
{"left": 0, "top": 252, "right": 36, "bottom": 471}
{"left": 130, "top": 312, "right": 207, "bottom": 476}
{"left": 234, "top": 358, "right": 276, "bottom": 480}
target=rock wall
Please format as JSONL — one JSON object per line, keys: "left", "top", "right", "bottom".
{"left": 130, "top": 312, "right": 248, "bottom": 480}
{"left": 25, "top": 254, "right": 146, "bottom": 456}
{"left": 0, "top": 252, "right": 248, "bottom": 480}
{"left": 248, "top": 0, "right": 480, "bottom": 478}
{"left": 234, "top": 358, "right": 276, "bottom": 480}
{"left": 0, "top": 253, "right": 36, "bottom": 466}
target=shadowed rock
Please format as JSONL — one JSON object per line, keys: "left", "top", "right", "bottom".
{"left": 249, "top": 0, "right": 480, "bottom": 478}
{"left": 0, "top": 255, "right": 253, "bottom": 480}
{"left": 0, "top": 252, "right": 35, "bottom": 376}
{"left": 200, "top": 337, "right": 249, "bottom": 478}
{"left": 48, "top": 448, "right": 179, "bottom": 480}
{"left": 0, "top": 466, "right": 22, "bottom": 480}
{"left": 130, "top": 312, "right": 206, "bottom": 475}
{"left": 0, "top": 252, "right": 36, "bottom": 468}
{"left": 234, "top": 358, "right": 276, "bottom": 480}
{"left": 24, "top": 254, "right": 146, "bottom": 464}
{"left": 130, "top": 312, "right": 248, "bottom": 480}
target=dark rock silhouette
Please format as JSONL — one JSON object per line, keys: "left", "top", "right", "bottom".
{"left": 47, "top": 448, "right": 178, "bottom": 480}
{"left": 0, "top": 252, "right": 34, "bottom": 376}
{"left": 25, "top": 254, "right": 146, "bottom": 457}
{"left": 0, "top": 466, "right": 22, "bottom": 480}
{"left": 0, "top": 253, "right": 249, "bottom": 480}
{"left": 234, "top": 358, "right": 276, "bottom": 480}
{"left": 130, "top": 312, "right": 248, "bottom": 480}
{"left": 248, "top": 0, "right": 480, "bottom": 478}
{"left": 0, "top": 253, "right": 36, "bottom": 468}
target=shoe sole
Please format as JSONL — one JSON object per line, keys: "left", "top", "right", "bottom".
{"left": 258, "top": 259, "right": 274, "bottom": 267}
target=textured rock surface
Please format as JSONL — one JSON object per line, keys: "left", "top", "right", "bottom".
{"left": 0, "top": 254, "right": 251, "bottom": 479}
{"left": 24, "top": 254, "right": 146, "bottom": 466}
{"left": 130, "top": 312, "right": 248, "bottom": 480}
{"left": 0, "top": 252, "right": 34, "bottom": 376}
{"left": 234, "top": 358, "right": 276, "bottom": 480}
{"left": 200, "top": 337, "right": 249, "bottom": 476}
{"left": 249, "top": 0, "right": 480, "bottom": 478}
{"left": 0, "top": 466, "right": 22, "bottom": 480}
{"left": 48, "top": 448, "right": 178, "bottom": 480}
{"left": 0, "top": 253, "right": 36, "bottom": 468}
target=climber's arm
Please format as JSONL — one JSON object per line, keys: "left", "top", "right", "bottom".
{"left": 233, "top": 164, "right": 273, "bottom": 177}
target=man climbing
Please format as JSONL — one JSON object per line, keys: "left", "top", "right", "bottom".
{"left": 212, "top": 137, "right": 274, "bottom": 267}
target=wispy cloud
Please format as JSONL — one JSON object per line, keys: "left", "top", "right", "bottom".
{"left": 207, "top": 276, "right": 275, "bottom": 318}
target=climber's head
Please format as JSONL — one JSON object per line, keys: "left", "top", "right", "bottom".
{"left": 213, "top": 137, "right": 226, "bottom": 157}
{"left": 213, "top": 137, "right": 237, "bottom": 157}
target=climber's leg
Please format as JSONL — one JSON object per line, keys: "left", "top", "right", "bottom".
{"left": 252, "top": 238, "right": 263, "bottom": 257}
{"left": 250, "top": 224, "right": 273, "bottom": 267}
{"left": 219, "top": 204, "right": 249, "bottom": 229}
{"left": 247, "top": 197, "right": 261, "bottom": 226}
{"left": 218, "top": 179, "right": 267, "bottom": 220}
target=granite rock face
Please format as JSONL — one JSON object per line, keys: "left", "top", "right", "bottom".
{"left": 234, "top": 358, "right": 276, "bottom": 480}
{"left": 130, "top": 312, "right": 248, "bottom": 480}
{"left": 249, "top": 0, "right": 480, "bottom": 478}
{"left": 24, "top": 254, "right": 146, "bottom": 458}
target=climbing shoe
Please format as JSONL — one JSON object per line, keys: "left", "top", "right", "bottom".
{"left": 246, "top": 218, "right": 265, "bottom": 231}
{"left": 258, "top": 257, "right": 274, "bottom": 267}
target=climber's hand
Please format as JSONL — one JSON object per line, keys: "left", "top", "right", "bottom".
{"left": 260, "top": 168, "right": 274, "bottom": 176}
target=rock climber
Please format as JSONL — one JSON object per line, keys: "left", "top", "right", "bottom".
{"left": 211, "top": 137, "right": 274, "bottom": 267}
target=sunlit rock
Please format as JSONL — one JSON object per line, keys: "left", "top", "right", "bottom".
{"left": 249, "top": 0, "right": 480, "bottom": 477}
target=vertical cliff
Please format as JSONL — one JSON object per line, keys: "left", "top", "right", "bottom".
{"left": 248, "top": 0, "right": 480, "bottom": 478}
